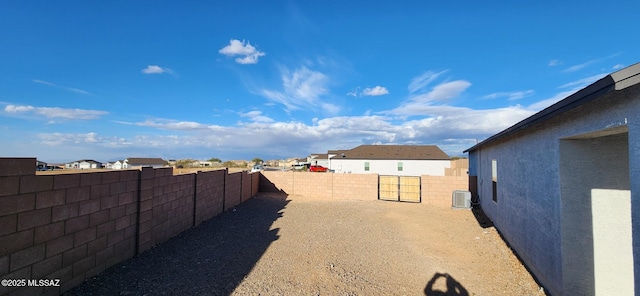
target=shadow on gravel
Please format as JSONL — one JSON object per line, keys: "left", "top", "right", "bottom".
{"left": 64, "top": 193, "right": 290, "bottom": 296}
{"left": 424, "top": 272, "right": 469, "bottom": 296}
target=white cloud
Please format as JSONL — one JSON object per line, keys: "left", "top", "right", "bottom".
{"left": 346, "top": 88, "right": 359, "bottom": 97}
{"left": 239, "top": 111, "right": 274, "bottom": 123}
{"left": 483, "top": 90, "right": 535, "bottom": 101}
{"left": 612, "top": 64, "right": 625, "bottom": 70}
{"left": 528, "top": 73, "right": 606, "bottom": 111}
{"left": 260, "top": 66, "right": 338, "bottom": 114}
{"left": 408, "top": 70, "right": 447, "bottom": 94}
{"left": 362, "top": 86, "right": 389, "bottom": 96}
{"left": 563, "top": 54, "right": 620, "bottom": 73}
{"left": 5, "top": 105, "right": 35, "bottom": 113}
{"left": 141, "top": 65, "right": 173, "bottom": 74}
{"left": 32, "top": 79, "right": 91, "bottom": 95}
{"left": 23, "top": 67, "right": 618, "bottom": 161}
{"left": 109, "top": 103, "right": 534, "bottom": 158}
{"left": 388, "top": 72, "right": 473, "bottom": 119}
{"left": 32, "top": 79, "right": 55, "bottom": 86}
{"left": 558, "top": 73, "right": 606, "bottom": 89}
{"left": 563, "top": 60, "right": 596, "bottom": 73}
{"left": 218, "top": 39, "right": 265, "bottom": 64}
{"left": 132, "top": 118, "right": 212, "bottom": 131}
{"left": 548, "top": 60, "right": 560, "bottom": 67}
{"left": 4, "top": 104, "right": 108, "bottom": 120}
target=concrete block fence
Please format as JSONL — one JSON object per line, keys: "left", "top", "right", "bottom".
{"left": 0, "top": 158, "right": 259, "bottom": 296}
{"left": 259, "top": 171, "right": 468, "bottom": 205}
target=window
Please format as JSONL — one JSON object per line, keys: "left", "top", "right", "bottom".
{"left": 397, "top": 162, "right": 403, "bottom": 171}
{"left": 492, "top": 159, "right": 497, "bottom": 202}
{"left": 364, "top": 162, "right": 370, "bottom": 171}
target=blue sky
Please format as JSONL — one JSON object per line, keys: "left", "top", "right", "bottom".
{"left": 1, "top": 1, "right": 639, "bottom": 162}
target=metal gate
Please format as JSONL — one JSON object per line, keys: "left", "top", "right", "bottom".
{"left": 378, "top": 175, "right": 421, "bottom": 202}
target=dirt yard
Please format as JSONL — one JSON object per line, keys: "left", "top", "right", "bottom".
{"left": 66, "top": 194, "right": 545, "bottom": 295}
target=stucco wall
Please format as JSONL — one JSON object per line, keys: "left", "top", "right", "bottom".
{"left": 329, "top": 159, "right": 450, "bottom": 176}
{"left": 467, "top": 83, "right": 640, "bottom": 295}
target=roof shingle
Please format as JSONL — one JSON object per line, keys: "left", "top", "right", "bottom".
{"left": 331, "top": 145, "right": 449, "bottom": 160}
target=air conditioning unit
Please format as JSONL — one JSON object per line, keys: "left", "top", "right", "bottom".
{"left": 452, "top": 190, "right": 471, "bottom": 209}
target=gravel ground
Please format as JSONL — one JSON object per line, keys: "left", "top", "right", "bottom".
{"left": 65, "top": 193, "right": 545, "bottom": 296}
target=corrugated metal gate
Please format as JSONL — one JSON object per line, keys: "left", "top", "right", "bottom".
{"left": 378, "top": 175, "right": 421, "bottom": 202}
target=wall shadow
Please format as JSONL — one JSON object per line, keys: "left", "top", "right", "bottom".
{"left": 471, "top": 204, "right": 494, "bottom": 228}
{"left": 64, "top": 193, "right": 290, "bottom": 295}
{"left": 424, "top": 272, "right": 469, "bottom": 296}
{"left": 258, "top": 173, "right": 288, "bottom": 194}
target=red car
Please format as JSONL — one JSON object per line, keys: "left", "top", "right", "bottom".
{"left": 309, "top": 165, "right": 328, "bottom": 172}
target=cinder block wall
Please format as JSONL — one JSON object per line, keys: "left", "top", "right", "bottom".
{"left": 259, "top": 171, "right": 467, "bottom": 204}
{"left": 291, "top": 172, "right": 333, "bottom": 199}
{"left": 241, "top": 171, "right": 252, "bottom": 203}
{"left": 250, "top": 172, "right": 260, "bottom": 198}
{"left": 139, "top": 168, "right": 196, "bottom": 252}
{"left": 0, "top": 158, "right": 258, "bottom": 296}
{"left": 259, "top": 171, "right": 293, "bottom": 193}
{"left": 224, "top": 172, "right": 242, "bottom": 210}
{"left": 194, "top": 170, "right": 225, "bottom": 226}
{"left": 421, "top": 175, "right": 469, "bottom": 207}
{"left": 259, "top": 172, "right": 378, "bottom": 200}
{"left": 332, "top": 174, "right": 378, "bottom": 200}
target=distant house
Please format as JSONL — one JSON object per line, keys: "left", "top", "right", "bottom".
{"left": 125, "top": 158, "right": 167, "bottom": 169}
{"left": 111, "top": 160, "right": 126, "bottom": 170}
{"left": 328, "top": 145, "right": 450, "bottom": 176}
{"left": 284, "top": 158, "right": 309, "bottom": 168}
{"left": 464, "top": 63, "right": 640, "bottom": 295}
{"left": 36, "top": 160, "right": 47, "bottom": 171}
{"left": 307, "top": 153, "right": 329, "bottom": 167}
{"left": 65, "top": 159, "right": 102, "bottom": 170}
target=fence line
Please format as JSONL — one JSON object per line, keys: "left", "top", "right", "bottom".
{"left": 259, "top": 171, "right": 468, "bottom": 206}
{"left": 0, "top": 158, "right": 259, "bottom": 295}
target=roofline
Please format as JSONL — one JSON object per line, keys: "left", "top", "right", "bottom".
{"left": 464, "top": 62, "right": 640, "bottom": 153}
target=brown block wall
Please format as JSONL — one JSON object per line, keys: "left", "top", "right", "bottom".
{"left": 194, "top": 170, "right": 225, "bottom": 226}
{"left": 1, "top": 159, "right": 256, "bottom": 296}
{"left": 224, "top": 172, "right": 242, "bottom": 210}
{"left": 241, "top": 171, "right": 252, "bottom": 203}
{"left": 421, "top": 175, "right": 469, "bottom": 207}
{"left": 149, "top": 169, "right": 195, "bottom": 250}
{"left": 0, "top": 159, "right": 139, "bottom": 296}
{"left": 250, "top": 172, "right": 260, "bottom": 197}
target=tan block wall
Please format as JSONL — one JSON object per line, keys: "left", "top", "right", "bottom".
{"left": 259, "top": 171, "right": 467, "bottom": 206}
{"left": 292, "top": 172, "right": 333, "bottom": 199}
{"left": 0, "top": 158, "right": 257, "bottom": 296}
{"left": 260, "top": 171, "right": 294, "bottom": 193}
{"left": 445, "top": 159, "right": 469, "bottom": 176}
{"left": 332, "top": 173, "right": 378, "bottom": 200}
{"left": 259, "top": 172, "right": 378, "bottom": 201}
{"left": 421, "top": 175, "right": 469, "bottom": 207}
